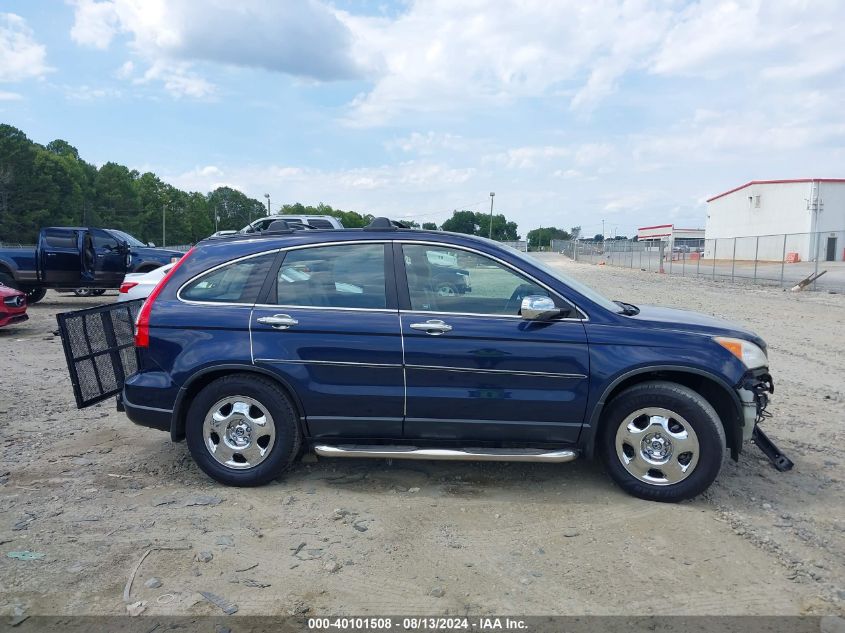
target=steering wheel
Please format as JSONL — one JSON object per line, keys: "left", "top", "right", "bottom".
{"left": 504, "top": 283, "right": 542, "bottom": 315}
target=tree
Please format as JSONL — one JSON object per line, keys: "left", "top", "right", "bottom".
{"left": 421, "top": 222, "right": 438, "bottom": 230}
{"left": 570, "top": 226, "right": 581, "bottom": 240}
{"left": 440, "top": 210, "right": 479, "bottom": 235}
{"left": 526, "top": 226, "right": 571, "bottom": 250}
{"left": 208, "top": 187, "right": 265, "bottom": 232}
{"left": 441, "top": 209, "right": 519, "bottom": 241}
{"left": 593, "top": 233, "right": 604, "bottom": 242}
{"left": 93, "top": 162, "right": 140, "bottom": 231}
{"left": 46, "top": 139, "right": 80, "bottom": 160}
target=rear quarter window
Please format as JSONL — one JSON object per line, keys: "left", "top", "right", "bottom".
{"left": 180, "top": 252, "right": 275, "bottom": 304}
{"left": 43, "top": 229, "right": 77, "bottom": 249}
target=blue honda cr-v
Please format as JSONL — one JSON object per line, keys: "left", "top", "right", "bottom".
{"left": 121, "top": 218, "right": 779, "bottom": 501}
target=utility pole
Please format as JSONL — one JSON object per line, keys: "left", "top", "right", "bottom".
{"left": 602, "top": 218, "right": 605, "bottom": 241}
{"left": 162, "top": 205, "right": 166, "bottom": 247}
{"left": 488, "top": 192, "right": 495, "bottom": 239}
{"left": 264, "top": 193, "right": 271, "bottom": 216}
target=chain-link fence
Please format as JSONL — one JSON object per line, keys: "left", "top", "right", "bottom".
{"left": 551, "top": 230, "right": 845, "bottom": 292}
{"left": 500, "top": 240, "right": 528, "bottom": 252}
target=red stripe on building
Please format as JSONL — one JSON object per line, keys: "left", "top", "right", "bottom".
{"left": 637, "top": 223, "right": 673, "bottom": 231}
{"left": 707, "top": 179, "right": 845, "bottom": 203}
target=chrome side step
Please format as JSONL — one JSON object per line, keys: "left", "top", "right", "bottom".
{"left": 313, "top": 444, "right": 578, "bottom": 463}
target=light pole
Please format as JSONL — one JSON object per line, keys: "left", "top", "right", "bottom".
{"left": 488, "top": 192, "right": 495, "bottom": 239}
{"left": 264, "top": 193, "right": 271, "bottom": 216}
{"left": 162, "top": 205, "right": 166, "bottom": 247}
{"left": 601, "top": 218, "right": 605, "bottom": 241}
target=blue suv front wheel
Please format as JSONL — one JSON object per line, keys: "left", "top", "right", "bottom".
{"left": 186, "top": 374, "right": 302, "bottom": 486}
{"left": 600, "top": 381, "right": 726, "bottom": 502}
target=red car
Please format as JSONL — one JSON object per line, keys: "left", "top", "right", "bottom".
{"left": 0, "top": 284, "right": 27, "bottom": 328}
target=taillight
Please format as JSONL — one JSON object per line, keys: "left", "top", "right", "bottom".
{"left": 119, "top": 281, "right": 139, "bottom": 294}
{"left": 135, "top": 248, "right": 195, "bottom": 348}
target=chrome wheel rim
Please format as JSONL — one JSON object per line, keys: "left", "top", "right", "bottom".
{"left": 615, "top": 407, "right": 699, "bottom": 486}
{"left": 436, "top": 284, "right": 456, "bottom": 296}
{"left": 203, "top": 396, "right": 275, "bottom": 470}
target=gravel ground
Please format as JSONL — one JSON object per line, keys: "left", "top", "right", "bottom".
{"left": 0, "top": 258, "right": 843, "bottom": 619}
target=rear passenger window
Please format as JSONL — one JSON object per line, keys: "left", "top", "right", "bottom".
{"left": 273, "top": 243, "right": 386, "bottom": 309}
{"left": 181, "top": 253, "right": 274, "bottom": 304}
{"left": 43, "top": 229, "right": 77, "bottom": 249}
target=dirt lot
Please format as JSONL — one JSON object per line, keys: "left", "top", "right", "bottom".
{"left": 0, "top": 257, "right": 843, "bottom": 619}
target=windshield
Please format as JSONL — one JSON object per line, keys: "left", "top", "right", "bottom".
{"left": 507, "top": 247, "right": 622, "bottom": 313}
{"left": 107, "top": 229, "right": 146, "bottom": 247}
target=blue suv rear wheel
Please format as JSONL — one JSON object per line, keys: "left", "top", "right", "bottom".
{"left": 185, "top": 374, "right": 302, "bottom": 486}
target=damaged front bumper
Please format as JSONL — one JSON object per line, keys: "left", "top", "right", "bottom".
{"left": 736, "top": 370, "right": 794, "bottom": 472}
{"left": 737, "top": 370, "right": 774, "bottom": 441}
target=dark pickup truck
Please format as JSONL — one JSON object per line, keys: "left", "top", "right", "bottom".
{"left": 0, "top": 227, "right": 184, "bottom": 303}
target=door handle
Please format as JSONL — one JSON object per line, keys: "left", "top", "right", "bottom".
{"left": 409, "top": 319, "right": 453, "bottom": 335}
{"left": 257, "top": 314, "right": 299, "bottom": 329}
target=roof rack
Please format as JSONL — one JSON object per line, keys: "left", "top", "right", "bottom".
{"left": 364, "top": 217, "right": 411, "bottom": 231}
{"left": 263, "top": 219, "right": 295, "bottom": 234}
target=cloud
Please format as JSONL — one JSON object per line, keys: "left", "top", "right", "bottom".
{"left": 340, "top": 0, "right": 845, "bottom": 124}
{"left": 385, "top": 131, "right": 467, "bottom": 155}
{"left": 341, "top": 0, "right": 676, "bottom": 125}
{"left": 651, "top": 1, "right": 845, "bottom": 79}
{"left": 167, "top": 160, "right": 479, "bottom": 223}
{"left": 484, "top": 145, "right": 571, "bottom": 169}
{"left": 63, "top": 84, "right": 123, "bottom": 100}
{"left": 139, "top": 60, "right": 215, "bottom": 99}
{"left": 0, "top": 90, "right": 23, "bottom": 100}
{"left": 69, "top": 0, "right": 120, "bottom": 50}
{"left": 0, "top": 13, "right": 51, "bottom": 82}
{"left": 69, "top": 0, "right": 362, "bottom": 97}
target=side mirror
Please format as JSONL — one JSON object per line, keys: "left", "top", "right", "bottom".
{"left": 521, "top": 295, "right": 565, "bottom": 321}
{"left": 147, "top": 242, "right": 156, "bottom": 247}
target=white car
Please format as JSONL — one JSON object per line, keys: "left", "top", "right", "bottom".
{"left": 117, "top": 263, "right": 174, "bottom": 302}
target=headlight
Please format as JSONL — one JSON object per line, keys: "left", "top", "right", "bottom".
{"left": 170, "top": 256, "right": 181, "bottom": 263}
{"left": 714, "top": 336, "right": 767, "bottom": 369}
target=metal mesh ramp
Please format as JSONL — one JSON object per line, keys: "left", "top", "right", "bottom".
{"left": 56, "top": 299, "right": 144, "bottom": 408}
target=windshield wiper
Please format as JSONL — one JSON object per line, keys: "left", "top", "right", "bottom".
{"left": 614, "top": 300, "right": 640, "bottom": 316}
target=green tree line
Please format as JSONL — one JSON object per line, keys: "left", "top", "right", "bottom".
{"left": 0, "top": 125, "right": 377, "bottom": 245}
{"left": 440, "top": 210, "right": 520, "bottom": 241}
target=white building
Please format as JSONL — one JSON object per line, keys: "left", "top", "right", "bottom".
{"left": 705, "top": 179, "right": 845, "bottom": 262}
{"left": 637, "top": 224, "right": 705, "bottom": 248}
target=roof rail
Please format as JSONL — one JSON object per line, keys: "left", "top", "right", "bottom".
{"left": 364, "top": 217, "right": 413, "bottom": 230}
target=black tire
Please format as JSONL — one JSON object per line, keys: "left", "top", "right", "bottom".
{"left": 599, "top": 381, "right": 725, "bottom": 502}
{"left": 23, "top": 287, "right": 47, "bottom": 304}
{"left": 0, "top": 271, "right": 19, "bottom": 290}
{"left": 185, "top": 374, "right": 301, "bottom": 486}
{"left": 73, "top": 288, "right": 93, "bottom": 297}
{"left": 91, "top": 289, "right": 106, "bottom": 296}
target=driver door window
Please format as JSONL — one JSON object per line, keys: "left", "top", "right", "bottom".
{"left": 402, "top": 244, "right": 547, "bottom": 316}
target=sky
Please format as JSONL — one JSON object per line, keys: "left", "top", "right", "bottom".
{"left": 2, "top": 0, "right": 844, "bottom": 238}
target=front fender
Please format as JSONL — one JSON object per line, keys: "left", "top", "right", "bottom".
{"left": 578, "top": 363, "right": 744, "bottom": 460}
